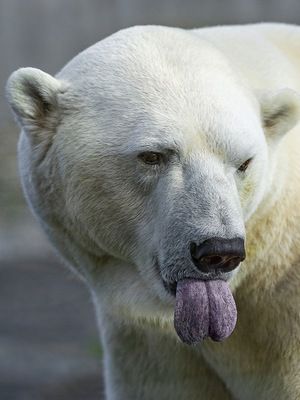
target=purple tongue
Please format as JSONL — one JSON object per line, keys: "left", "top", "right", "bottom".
{"left": 174, "top": 279, "right": 237, "bottom": 345}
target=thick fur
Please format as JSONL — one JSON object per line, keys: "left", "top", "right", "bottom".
{"left": 6, "top": 23, "right": 300, "bottom": 399}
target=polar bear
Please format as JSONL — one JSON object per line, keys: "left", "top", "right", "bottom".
{"left": 6, "top": 23, "right": 300, "bottom": 399}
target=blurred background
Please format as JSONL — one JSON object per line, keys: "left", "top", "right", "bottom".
{"left": 1, "top": 1, "right": 300, "bottom": 399}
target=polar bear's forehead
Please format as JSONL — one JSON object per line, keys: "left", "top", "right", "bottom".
{"left": 58, "top": 25, "right": 233, "bottom": 80}
{"left": 58, "top": 26, "right": 261, "bottom": 156}
{"left": 58, "top": 25, "right": 251, "bottom": 105}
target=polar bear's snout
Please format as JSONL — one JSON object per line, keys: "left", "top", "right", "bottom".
{"left": 190, "top": 237, "right": 245, "bottom": 274}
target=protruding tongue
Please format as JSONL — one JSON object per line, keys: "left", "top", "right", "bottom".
{"left": 174, "top": 279, "right": 237, "bottom": 345}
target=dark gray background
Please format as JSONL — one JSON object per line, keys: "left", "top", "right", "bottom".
{"left": 1, "top": 1, "right": 299, "bottom": 399}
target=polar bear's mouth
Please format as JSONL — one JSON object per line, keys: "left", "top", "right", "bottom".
{"left": 174, "top": 279, "right": 237, "bottom": 344}
{"left": 163, "top": 278, "right": 237, "bottom": 345}
{"left": 158, "top": 259, "right": 237, "bottom": 344}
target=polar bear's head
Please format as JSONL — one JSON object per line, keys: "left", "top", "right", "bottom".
{"left": 6, "top": 27, "right": 300, "bottom": 307}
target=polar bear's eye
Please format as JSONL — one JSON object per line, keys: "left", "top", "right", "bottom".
{"left": 237, "top": 158, "right": 253, "bottom": 173}
{"left": 138, "top": 152, "right": 163, "bottom": 165}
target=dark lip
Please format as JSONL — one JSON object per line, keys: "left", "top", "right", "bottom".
{"left": 163, "top": 280, "right": 177, "bottom": 297}
{"left": 158, "top": 260, "right": 234, "bottom": 298}
{"left": 154, "top": 259, "right": 178, "bottom": 297}
{"left": 162, "top": 272, "right": 233, "bottom": 297}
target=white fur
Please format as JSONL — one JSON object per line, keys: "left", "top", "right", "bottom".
{"left": 6, "top": 23, "right": 300, "bottom": 399}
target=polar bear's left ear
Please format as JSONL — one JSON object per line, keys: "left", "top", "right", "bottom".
{"left": 6, "top": 67, "right": 65, "bottom": 137}
{"left": 260, "top": 88, "right": 300, "bottom": 141}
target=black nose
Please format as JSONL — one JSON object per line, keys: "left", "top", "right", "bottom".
{"left": 190, "top": 237, "right": 245, "bottom": 273}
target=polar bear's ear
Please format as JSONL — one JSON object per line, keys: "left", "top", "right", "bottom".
{"left": 6, "top": 67, "right": 65, "bottom": 137}
{"left": 260, "top": 88, "right": 300, "bottom": 141}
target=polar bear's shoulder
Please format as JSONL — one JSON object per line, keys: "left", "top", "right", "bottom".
{"left": 255, "top": 23, "right": 300, "bottom": 70}
{"left": 192, "top": 22, "right": 300, "bottom": 48}
{"left": 191, "top": 23, "right": 300, "bottom": 91}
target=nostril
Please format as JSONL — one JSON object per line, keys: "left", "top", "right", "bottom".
{"left": 199, "top": 255, "right": 224, "bottom": 265}
{"left": 222, "top": 256, "right": 242, "bottom": 271}
{"left": 199, "top": 254, "right": 242, "bottom": 269}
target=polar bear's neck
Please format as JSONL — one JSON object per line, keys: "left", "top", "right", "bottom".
{"left": 239, "top": 128, "right": 300, "bottom": 289}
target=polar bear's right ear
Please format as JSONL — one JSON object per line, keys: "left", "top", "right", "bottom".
{"left": 6, "top": 67, "right": 65, "bottom": 137}
{"left": 260, "top": 88, "right": 300, "bottom": 142}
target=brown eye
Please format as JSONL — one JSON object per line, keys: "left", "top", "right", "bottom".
{"left": 237, "top": 158, "right": 252, "bottom": 173}
{"left": 138, "top": 152, "right": 163, "bottom": 165}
